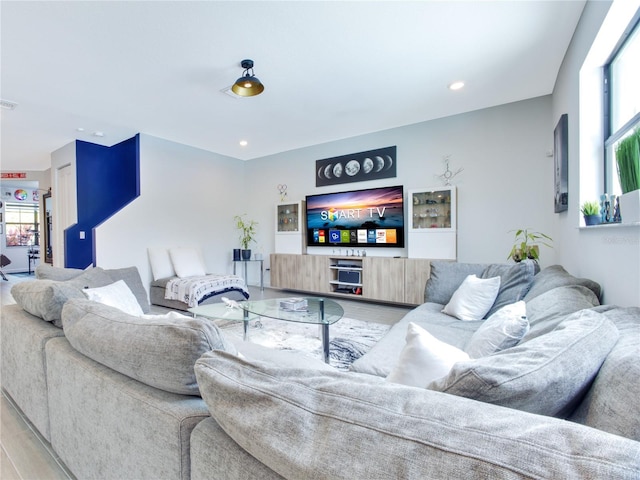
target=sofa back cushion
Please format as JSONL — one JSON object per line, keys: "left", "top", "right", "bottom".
{"left": 428, "top": 309, "right": 619, "bottom": 418}
{"left": 11, "top": 268, "right": 115, "bottom": 327}
{"left": 524, "top": 265, "right": 601, "bottom": 302}
{"left": 569, "top": 306, "right": 640, "bottom": 441}
{"left": 195, "top": 350, "right": 640, "bottom": 479}
{"left": 523, "top": 285, "right": 600, "bottom": 342}
{"left": 61, "top": 298, "right": 236, "bottom": 395}
{"left": 35, "top": 264, "right": 84, "bottom": 281}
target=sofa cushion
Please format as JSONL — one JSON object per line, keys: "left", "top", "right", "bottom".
{"left": 480, "top": 261, "right": 536, "bottom": 318}
{"left": 465, "top": 301, "right": 529, "bottom": 359}
{"left": 524, "top": 265, "right": 601, "bottom": 302}
{"left": 386, "top": 322, "right": 469, "bottom": 387}
{"left": 442, "top": 274, "right": 500, "bottom": 321}
{"left": 423, "top": 261, "right": 488, "bottom": 304}
{"left": 569, "top": 306, "right": 640, "bottom": 441}
{"left": 428, "top": 309, "right": 619, "bottom": 418}
{"left": 83, "top": 280, "right": 145, "bottom": 316}
{"left": 61, "top": 298, "right": 236, "bottom": 395}
{"left": 195, "top": 350, "right": 640, "bottom": 480}
{"left": 11, "top": 267, "right": 114, "bottom": 327}
{"left": 523, "top": 285, "right": 600, "bottom": 342}
{"left": 350, "top": 303, "right": 480, "bottom": 377}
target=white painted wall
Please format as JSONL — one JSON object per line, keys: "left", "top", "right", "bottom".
{"left": 95, "top": 134, "right": 246, "bottom": 286}
{"left": 245, "top": 96, "right": 556, "bottom": 268}
{"left": 552, "top": 0, "right": 640, "bottom": 307}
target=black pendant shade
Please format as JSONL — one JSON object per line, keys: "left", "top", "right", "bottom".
{"left": 231, "top": 59, "right": 265, "bottom": 97}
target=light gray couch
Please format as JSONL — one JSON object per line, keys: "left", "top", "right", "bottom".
{"left": 2, "top": 262, "right": 639, "bottom": 479}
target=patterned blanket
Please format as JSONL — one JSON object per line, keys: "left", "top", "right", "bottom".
{"left": 165, "top": 274, "right": 249, "bottom": 308}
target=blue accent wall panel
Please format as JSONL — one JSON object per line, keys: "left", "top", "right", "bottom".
{"left": 65, "top": 134, "right": 140, "bottom": 268}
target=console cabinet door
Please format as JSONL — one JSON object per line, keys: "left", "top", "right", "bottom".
{"left": 299, "top": 255, "right": 328, "bottom": 293}
{"left": 362, "top": 257, "right": 404, "bottom": 303}
{"left": 270, "top": 254, "right": 299, "bottom": 289}
{"left": 404, "top": 258, "right": 432, "bottom": 305}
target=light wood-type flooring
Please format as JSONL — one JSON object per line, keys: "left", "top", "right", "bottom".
{"left": 0, "top": 273, "right": 410, "bottom": 479}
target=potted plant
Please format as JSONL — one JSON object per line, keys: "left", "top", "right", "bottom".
{"left": 581, "top": 200, "right": 601, "bottom": 226}
{"left": 233, "top": 214, "right": 258, "bottom": 260}
{"left": 616, "top": 129, "right": 640, "bottom": 223}
{"left": 507, "top": 228, "right": 553, "bottom": 263}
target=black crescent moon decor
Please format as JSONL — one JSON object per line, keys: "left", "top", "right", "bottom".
{"left": 315, "top": 146, "right": 397, "bottom": 187}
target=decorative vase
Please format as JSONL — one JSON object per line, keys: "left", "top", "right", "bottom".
{"left": 620, "top": 189, "right": 640, "bottom": 224}
{"left": 583, "top": 214, "right": 601, "bottom": 226}
{"left": 233, "top": 249, "right": 241, "bottom": 261}
{"left": 241, "top": 249, "right": 252, "bottom": 260}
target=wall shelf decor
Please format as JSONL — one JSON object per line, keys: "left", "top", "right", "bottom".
{"left": 315, "top": 146, "right": 396, "bottom": 187}
{"left": 408, "top": 186, "right": 457, "bottom": 259}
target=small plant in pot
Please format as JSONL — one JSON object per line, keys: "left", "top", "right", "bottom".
{"left": 615, "top": 129, "right": 640, "bottom": 223}
{"left": 581, "top": 200, "right": 601, "bottom": 226}
{"left": 507, "top": 228, "right": 553, "bottom": 263}
{"left": 233, "top": 214, "right": 258, "bottom": 260}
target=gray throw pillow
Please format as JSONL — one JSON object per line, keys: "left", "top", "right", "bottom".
{"left": 62, "top": 298, "right": 236, "bottom": 395}
{"left": 480, "top": 261, "right": 536, "bottom": 318}
{"left": 428, "top": 309, "right": 619, "bottom": 418}
{"left": 105, "top": 266, "right": 150, "bottom": 313}
{"left": 11, "top": 267, "right": 114, "bottom": 327}
{"left": 424, "top": 261, "right": 488, "bottom": 305}
{"left": 524, "top": 265, "right": 601, "bottom": 302}
{"left": 465, "top": 301, "right": 529, "bottom": 358}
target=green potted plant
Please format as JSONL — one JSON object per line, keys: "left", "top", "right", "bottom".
{"left": 507, "top": 228, "right": 553, "bottom": 263}
{"left": 233, "top": 214, "right": 258, "bottom": 260}
{"left": 615, "top": 129, "right": 640, "bottom": 223}
{"left": 581, "top": 200, "right": 601, "bottom": 226}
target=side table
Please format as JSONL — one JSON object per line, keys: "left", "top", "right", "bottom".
{"left": 232, "top": 259, "right": 264, "bottom": 291}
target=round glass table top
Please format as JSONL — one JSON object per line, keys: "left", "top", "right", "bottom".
{"left": 238, "top": 297, "right": 344, "bottom": 325}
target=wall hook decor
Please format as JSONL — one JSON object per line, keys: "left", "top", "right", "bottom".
{"left": 277, "top": 184, "right": 288, "bottom": 202}
{"left": 437, "top": 155, "right": 463, "bottom": 186}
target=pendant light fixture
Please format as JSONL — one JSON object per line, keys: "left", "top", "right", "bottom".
{"left": 231, "top": 59, "right": 265, "bottom": 97}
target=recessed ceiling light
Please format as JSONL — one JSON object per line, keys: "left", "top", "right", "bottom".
{"left": 239, "top": 140, "right": 248, "bottom": 147}
{"left": 448, "top": 81, "right": 465, "bottom": 91}
{"left": 92, "top": 131, "right": 105, "bottom": 137}
{"left": 76, "top": 127, "right": 85, "bottom": 132}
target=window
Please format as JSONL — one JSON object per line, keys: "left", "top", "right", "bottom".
{"left": 5, "top": 203, "right": 39, "bottom": 247}
{"left": 604, "top": 17, "right": 640, "bottom": 195}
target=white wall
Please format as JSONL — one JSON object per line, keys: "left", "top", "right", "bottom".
{"left": 552, "top": 0, "right": 640, "bottom": 307}
{"left": 95, "top": 134, "right": 246, "bottom": 286}
{"left": 51, "top": 141, "right": 77, "bottom": 268}
{"left": 245, "top": 96, "right": 556, "bottom": 268}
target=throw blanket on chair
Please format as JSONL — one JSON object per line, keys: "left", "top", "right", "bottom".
{"left": 165, "top": 275, "right": 249, "bottom": 308}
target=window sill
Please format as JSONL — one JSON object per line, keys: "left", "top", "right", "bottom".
{"left": 579, "top": 222, "right": 640, "bottom": 230}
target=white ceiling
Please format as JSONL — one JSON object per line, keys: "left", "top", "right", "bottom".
{"left": 1, "top": 0, "right": 586, "bottom": 172}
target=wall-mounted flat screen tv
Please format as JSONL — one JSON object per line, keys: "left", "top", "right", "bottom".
{"left": 305, "top": 185, "right": 405, "bottom": 248}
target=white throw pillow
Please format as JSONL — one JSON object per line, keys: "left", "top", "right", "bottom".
{"left": 465, "top": 301, "right": 529, "bottom": 359}
{"left": 169, "top": 247, "right": 207, "bottom": 278}
{"left": 83, "top": 280, "right": 144, "bottom": 317}
{"left": 442, "top": 274, "right": 501, "bottom": 321}
{"left": 386, "top": 322, "right": 470, "bottom": 387}
{"left": 148, "top": 247, "right": 176, "bottom": 281}
{"left": 141, "top": 311, "right": 191, "bottom": 321}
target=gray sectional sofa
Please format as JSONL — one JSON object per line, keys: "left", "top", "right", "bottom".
{"left": 1, "top": 262, "right": 639, "bottom": 479}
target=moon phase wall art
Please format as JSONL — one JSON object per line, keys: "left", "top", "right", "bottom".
{"left": 315, "top": 146, "right": 397, "bottom": 187}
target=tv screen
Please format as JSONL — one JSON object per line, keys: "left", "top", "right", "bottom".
{"left": 305, "top": 185, "right": 405, "bottom": 248}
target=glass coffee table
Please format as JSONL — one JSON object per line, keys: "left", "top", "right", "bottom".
{"left": 189, "top": 297, "right": 344, "bottom": 363}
